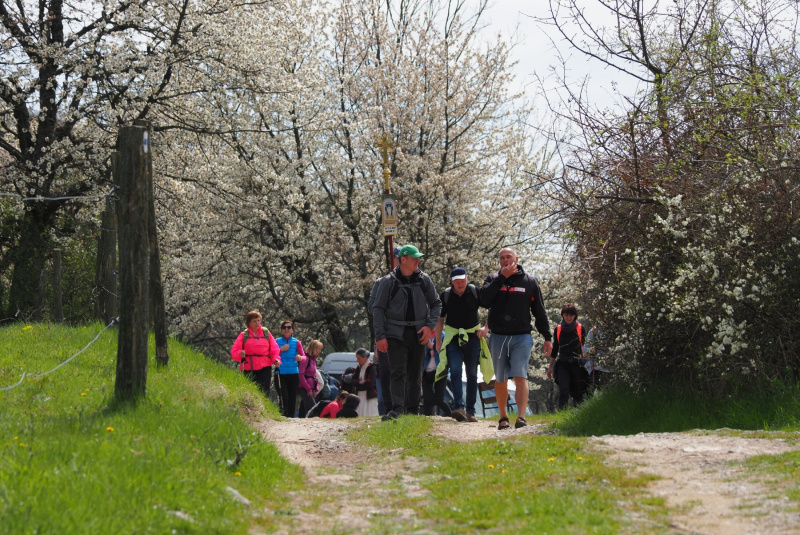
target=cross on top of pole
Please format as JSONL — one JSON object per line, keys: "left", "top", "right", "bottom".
{"left": 376, "top": 132, "right": 395, "bottom": 166}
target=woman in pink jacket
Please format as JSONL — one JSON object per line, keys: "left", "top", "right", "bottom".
{"left": 231, "top": 310, "right": 281, "bottom": 396}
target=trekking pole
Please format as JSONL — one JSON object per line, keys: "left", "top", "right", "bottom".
{"left": 274, "top": 365, "right": 284, "bottom": 414}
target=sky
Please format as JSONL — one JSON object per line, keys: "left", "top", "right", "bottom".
{"left": 480, "top": 0, "right": 644, "bottom": 112}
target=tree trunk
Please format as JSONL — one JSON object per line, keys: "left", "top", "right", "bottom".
{"left": 6, "top": 208, "right": 51, "bottom": 319}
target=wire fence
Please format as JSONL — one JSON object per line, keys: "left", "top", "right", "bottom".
{"left": 0, "top": 188, "right": 115, "bottom": 203}
{"left": 0, "top": 318, "right": 118, "bottom": 392}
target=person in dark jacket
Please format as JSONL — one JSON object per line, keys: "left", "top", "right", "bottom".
{"left": 336, "top": 393, "right": 361, "bottom": 418}
{"left": 548, "top": 303, "right": 589, "bottom": 410}
{"left": 481, "top": 247, "right": 552, "bottom": 430}
{"left": 369, "top": 244, "right": 442, "bottom": 421}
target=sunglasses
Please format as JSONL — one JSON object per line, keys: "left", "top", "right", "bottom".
{"left": 281, "top": 325, "right": 293, "bottom": 330}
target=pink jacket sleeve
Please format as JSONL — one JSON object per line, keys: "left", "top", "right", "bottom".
{"left": 231, "top": 331, "right": 245, "bottom": 363}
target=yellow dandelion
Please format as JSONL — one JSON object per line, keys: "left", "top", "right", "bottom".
{"left": 85, "top": 388, "right": 90, "bottom": 392}
{"left": 548, "top": 457, "right": 555, "bottom": 462}
{"left": 19, "top": 443, "right": 26, "bottom": 447}
{"left": 106, "top": 426, "right": 114, "bottom": 432}
{"left": 22, "top": 325, "right": 32, "bottom": 331}
{"left": 235, "top": 472, "right": 242, "bottom": 477}
{"left": 501, "top": 469, "right": 508, "bottom": 473}
{"left": 488, "top": 464, "right": 494, "bottom": 469}
{"left": 13, "top": 436, "right": 18, "bottom": 440}
{"left": 81, "top": 392, "right": 86, "bottom": 397}
{"left": 577, "top": 456, "right": 584, "bottom": 460}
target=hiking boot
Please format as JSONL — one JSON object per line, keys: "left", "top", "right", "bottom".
{"left": 466, "top": 412, "right": 478, "bottom": 423}
{"left": 450, "top": 408, "right": 468, "bottom": 422}
{"left": 381, "top": 410, "right": 400, "bottom": 422}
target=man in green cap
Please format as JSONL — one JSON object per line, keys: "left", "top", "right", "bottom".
{"left": 369, "top": 244, "right": 442, "bottom": 420}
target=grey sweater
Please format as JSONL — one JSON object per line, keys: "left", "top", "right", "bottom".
{"left": 369, "top": 267, "right": 442, "bottom": 342}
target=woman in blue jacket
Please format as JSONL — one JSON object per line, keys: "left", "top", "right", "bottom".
{"left": 275, "top": 320, "right": 306, "bottom": 417}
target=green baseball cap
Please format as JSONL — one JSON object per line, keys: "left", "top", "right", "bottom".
{"left": 397, "top": 244, "right": 425, "bottom": 258}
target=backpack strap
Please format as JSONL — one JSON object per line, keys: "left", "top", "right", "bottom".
{"left": 241, "top": 330, "right": 253, "bottom": 371}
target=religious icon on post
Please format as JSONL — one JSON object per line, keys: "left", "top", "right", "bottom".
{"left": 382, "top": 194, "right": 397, "bottom": 236}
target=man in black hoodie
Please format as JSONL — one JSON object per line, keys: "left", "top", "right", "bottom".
{"left": 481, "top": 247, "right": 552, "bottom": 429}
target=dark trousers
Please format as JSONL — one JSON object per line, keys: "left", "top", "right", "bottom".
{"left": 555, "top": 359, "right": 589, "bottom": 410}
{"left": 387, "top": 327, "right": 425, "bottom": 414}
{"left": 422, "top": 369, "right": 451, "bottom": 416}
{"left": 298, "top": 389, "right": 316, "bottom": 418}
{"left": 243, "top": 367, "right": 273, "bottom": 397}
{"left": 279, "top": 373, "right": 300, "bottom": 417}
{"left": 376, "top": 350, "right": 393, "bottom": 413}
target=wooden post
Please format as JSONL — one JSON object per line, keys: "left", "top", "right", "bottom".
{"left": 114, "top": 124, "right": 151, "bottom": 402}
{"left": 135, "top": 119, "right": 169, "bottom": 367}
{"left": 52, "top": 249, "right": 63, "bottom": 323}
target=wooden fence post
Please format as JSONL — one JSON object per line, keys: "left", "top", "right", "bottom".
{"left": 52, "top": 249, "right": 63, "bottom": 323}
{"left": 114, "top": 124, "right": 151, "bottom": 402}
{"left": 135, "top": 119, "right": 169, "bottom": 368}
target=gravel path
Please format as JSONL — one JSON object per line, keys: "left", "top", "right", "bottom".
{"left": 253, "top": 417, "right": 800, "bottom": 534}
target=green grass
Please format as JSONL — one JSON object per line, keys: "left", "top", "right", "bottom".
{"left": 554, "top": 383, "right": 800, "bottom": 437}
{"left": 0, "top": 322, "right": 300, "bottom": 534}
{"left": 6, "top": 323, "right": 800, "bottom": 533}
{"left": 744, "top": 450, "right": 800, "bottom": 508}
{"left": 350, "top": 416, "right": 669, "bottom": 534}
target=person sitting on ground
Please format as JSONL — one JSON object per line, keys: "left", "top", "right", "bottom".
{"left": 320, "top": 390, "right": 349, "bottom": 418}
{"left": 336, "top": 393, "right": 361, "bottom": 418}
{"left": 353, "top": 348, "right": 379, "bottom": 417}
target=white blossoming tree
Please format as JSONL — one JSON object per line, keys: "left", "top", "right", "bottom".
{"left": 157, "top": 0, "right": 550, "bottom": 357}
{"left": 0, "top": 0, "right": 312, "bottom": 319}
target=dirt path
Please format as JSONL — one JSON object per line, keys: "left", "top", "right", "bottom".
{"left": 253, "top": 417, "right": 800, "bottom": 534}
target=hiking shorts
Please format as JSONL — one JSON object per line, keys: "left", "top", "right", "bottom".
{"left": 488, "top": 333, "right": 533, "bottom": 382}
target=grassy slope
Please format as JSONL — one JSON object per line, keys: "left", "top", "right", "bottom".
{"left": 4, "top": 323, "right": 800, "bottom": 534}
{"left": 0, "top": 323, "right": 301, "bottom": 534}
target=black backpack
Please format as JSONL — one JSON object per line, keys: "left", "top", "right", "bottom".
{"left": 306, "top": 400, "right": 331, "bottom": 418}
